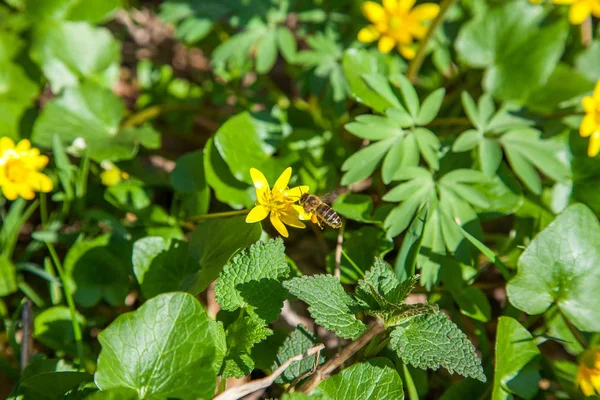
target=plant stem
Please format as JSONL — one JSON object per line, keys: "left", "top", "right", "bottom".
{"left": 121, "top": 104, "right": 203, "bottom": 128}
{"left": 39, "top": 192, "right": 48, "bottom": 227}
{"left": 406, "top": 0, "right": 458, "bottom": 82}
{"left": 298, "top": 320, "right": 385, "bottom": 393}
{"left": 581, "top": 16, "right": 592, "bottom": 47}
{"left": 187, "top": 209, "right": 250, "bottom": 223}
{"left": 341, "top": 249, "right": 364, "bottom": 278}
{"left": 46, "top": 243, "right": 85, "bottom": 369}
{"left": 3, "top": 200, "right": 39, "bottom": 259}
{"left": 333, "top": 220, "right": 346, "bottom": 279}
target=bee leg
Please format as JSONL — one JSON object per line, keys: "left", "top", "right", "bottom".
{"left": 311, "top": 214, "right": 323, "bottom": 229}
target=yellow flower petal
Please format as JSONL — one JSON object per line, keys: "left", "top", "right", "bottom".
{"left": 378, "top": 36, "right": 396, "bottom": 53}
{"left": 273, "top": 167, "right": 292, "bottom": 192}
{"left": 588, "top": 131, "right": 600, "bottom": 157}
{"left": 398, "top": 0, "right": 417, "bottom": 10}
{"left": 362, "top": 1, "right": 386, "bottom": 23}
{"left": 383, "top": 0, "right": 398, "bottom": 12}
{"left": 18, "top": 186, "right": 35, "bottom": 200}
{"left": 279, "top": 210, "right": 306, "bottom": 229}
{"left": 250, "top": 167, "right": 270, "bottom": 204}
{"left": 399, "top": 44, "right": 416, "bottom": 59}
{"left": 1, "top": 183, "right": 18, "bottom": 200}
{"left": 593, "top": 79, "right": 600, "bottom": 99}
{"left": 0, "top": 137, "right": 15, "bottom": 153}
{"left": 591, "top": 370, "right": 600, "bottom": 393}
{"left": 29, "top": 172, "right": 53, "bottom": 192}
{"left": 580, "top": 114, "right": 596, "bottom": 137}
{"left": 580, "top": 375, "right": 595, "bottom": 396}
{"left": 246, "top": 204, "right": 270, "bottom": 223}
{"left": 553, "top": 0, "right": 575, "bottom": 4}
{"left": 410, "top": 3, "right": 440, "bottom": 21}
{"left": 569, "top": 1, "right": 592, "bottom": 24}
{"left": 285, "top": 185, "right": 309, "bottom": 201}
{"left": 270, "top": 212, "right": 289, "bottom": 237}
{"left": 358, "top": 26, "right": 381, "bottom": 43}
{"left": 583, "top": 96, "right": 596, "bottom": 113}
{"left": 15, "top": 139, "right": 31, "bottom": 153}
{"left": 293, "top": 204, "right": 312, "bottom": 220}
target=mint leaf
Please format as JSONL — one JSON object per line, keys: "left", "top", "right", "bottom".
{"left": 391, "top": 313, "right": 486, "bottom": 382}
{"left": 95, "top": 292, "right": 217, "bottom": 399}
{"left": 493, "top": 317, "right": 541, "bottom": 400}
{"left": 215, "top": 238, "right": 289, "bottom": 323}
{"left": 273, "top": 324, "right": 323, "bottom": 384}
{"left": 507, "top": 204, "right": 600, "bottom": 331}
{"left": 284, "top": 275, "right": 367, "bottom": 339}
{"left": 313, "top": 358, "right": 404, "bottom": 400}
{"left": 221, "top": 312, "right": 272, "bottom": 379}
{"left": 132, "top": 237, "right": 198, "bottom": 299}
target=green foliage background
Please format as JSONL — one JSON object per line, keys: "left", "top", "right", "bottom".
{"left": 1, "top": 0, "right": 600, "bottom": 399}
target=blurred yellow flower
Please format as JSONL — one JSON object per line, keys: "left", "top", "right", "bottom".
{"left": 531, "top": 0, "right": 600, "bottom": 24}
{"left": 0, "top": 137, "right": 53, "bottom": 201}
{"left": 357, "top": 0, "right": 440, "bottom": 59}
{"left": 245, "top": 167, "right": 309, "bottom": 238}
{"left": 580, "top": 80, "right": 600, "bottom": 157}
{"left": 100, "top": 161, "right": 129, "bottom": 186}
{"left": 577, "top": 347, "right": 600, "bottom": 396}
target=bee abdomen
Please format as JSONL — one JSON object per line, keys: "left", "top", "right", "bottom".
{"left": 316, "top": 204, "right": 342, "bottom": 228}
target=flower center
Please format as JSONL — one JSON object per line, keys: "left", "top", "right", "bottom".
{"left": 389, "top": 15, "right": 403, "bottom": 30}
{"left": 5, "top": 158, "right": 28, "bottom": 183}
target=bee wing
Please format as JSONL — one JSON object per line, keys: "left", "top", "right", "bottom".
{"left": 319, "top": 189, "right": 344, "bottom": 204}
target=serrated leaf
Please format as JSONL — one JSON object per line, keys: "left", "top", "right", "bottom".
{"left": 391, "top": 312, "right": 486, "bottom": 382}
{"left": 417, "top": 88, "right": 445, "bottom": 125}
{"left": 132, "top": 237, "right": 198, "bottom": 299}
{"left": 95, "top": 293, "right": 218, "bottom": 399}
{"left": 30, "top": 21, "right": 120, "bottom": 92}
{"left": 313, "top": 358, "right": 404, "bottom": 400}
{"left": 507, "top": 204, "right": 600, "bottom": 331}
{"left": 273, "top": 324, "right": 323, "bottom": 384}
{"left": 284, "top": 275, "right": 368, "bottom": 339}
{"left": 215, "top": 238, "right": 289, "bottom": 323}
{"left": 493, "top": 317, "right": 541, "bottom": 400}
{"left": 221, "top": 312, "right": 272, "bottom": 378}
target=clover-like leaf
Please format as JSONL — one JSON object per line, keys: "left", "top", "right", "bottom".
{"left": 95, "top": 292, "right": 218, "bottom": 399}
{"left": 507, "top": 204, "right": 600, "bottom": 332}
{"left": 390, "top": 313, "right": 486, "bottom": 382}
{"left": 313, "top": 358, "right": 404, "bottom": 400}
{"left": 284, "top": 275, "right": 368, "bottom": 339}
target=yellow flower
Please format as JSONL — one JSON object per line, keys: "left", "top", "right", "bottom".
{"left": 100, "top": 161, "right": 130, "bottom": 186}
{"left": 0, "top": 137, "right": 53, "bottom": 201}
{"left": 357, "top": 0, "right": 440, "bottom": 59}
{"left": 577, "top": 347, "right": 600, "bottom": 396}
{"left": 532, "top": 0, "right": 600, "bottom": 24}
{"left": 245, "top": 167, "right": 309, "bottom": 238}
{"left": 580, "top": 80, "right": 600, "bottom": 157}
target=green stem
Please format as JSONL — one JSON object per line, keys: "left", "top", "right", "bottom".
{"left": 46, "top": 243, "right": 85, "bottom": 369}
{"left": 187, "top": 209, "right": 250, "bottom": 223}
{"left": 3, "top": 200, "right": 39, "bottom": 259}
{"left": 40, "top": 192, "right": 48, "bottom": 227}
{"left": 341, "top": 249, "right": 364, "bottom": 278}
{"left": 18, "top": 281, "right": 45, "bottom": 308}
{"left": 406, "top": 0, "right": 458, "bottom": 82}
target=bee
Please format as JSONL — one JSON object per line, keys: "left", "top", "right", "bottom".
{"left": 299, "top": 193, "right": 342, "bottom": 229}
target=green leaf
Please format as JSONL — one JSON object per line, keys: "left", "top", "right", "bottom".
{"left": 64, "top": 234, "right": 131, "bottom": 307}
{"left": 158, "top": 0, "right": 229, "bottom": 44}
{"left": 95, "top": 292, "right": 218, "bottom": 399}
{"left": 221, "top": 312, "right": 272, "bottom": 378}
{"left": 0, "top": 256, "right": 17, "bottom": 297}
{"left": 277, "top": 27, "right": 297, "bottom": 63}
{"left": 479, "top": 138, "right": 503, "bottom": 176}
{"left": 132, "top": 237, "right": 198, "bottom": 299}
{"left": 284, "top": 275, "right": 368, "bottom": 339}
{"left": 104, "top": 181, "right": 151, "bottom": 212}
{"left": 507, "top": 204, "right": 600, "bottom": 331}
{"left": 30, "top": 21, "right": 120, "bottom": 92}
{"left": 391, "top": 312, "right": 486, "bottom": 382}
{"left": 381, "top": 135, "right": 420, "bottom": 184}
{"left": 343, "top": 48, "right": 395, "bottom": 113}
{"left": 414, "top": 128, "right": 440, "bottom": 171}
{"left": 355, "top": 259, "right": 416, "bottom": 309}
{"left": 16, "top": 371, "right": 93, "bottom": 400}
{"left": 395, "top": 73, "right": 420, "bottom": 118}
{"left": 341, "top": 137, "right": 397, "bottom": 185}
{"left": 170, "top": 150, "right": 210, "bottom": 216}
{"left": 85, "top": 387, "right": 140, "bottom": 400}
{"left": 32, "top": 83, "right": 160, "bottom": 162}
{"left": 33, "top": 306, "right": 85, "bottom": 353}
{"left": 186, "top": 215, "right": 261, "bottom": 293}
{"left": 455, "top": 1, "right": 568, "bottom": 102}
{"left": 452, "top": 287, "right": 491, "bottom": 323}
{"left": 332, "top": 193, "right": 376, "bottom": 224}
{"left": 255, "top": 29, "right": 278, "bottom": 74}
{"left": 395, "top": 204, "right": 427, "bottom": 281}
{"left": 273, "top": 324, "right": 323, "bottom": 384}
{"left": 493, "top": 317, "right": 541, "bottom": 400}
{"left": 313, "top": 358, "right": 404, "bottom": 400}
{"left": 362, "top": 73, "right": 402, "bottom": 110}
{"left": 64, "top": 0, "right": 121, "bottom": 23}
{"left": 417, "top": 88, "right": 445, "bottom": 125}
{"left": 0, "top": 60, "right": 39, "bottom": 139}
{"left": 453, "top": 129, "right": 481, "bottom": 152}
{"left": 214, "top": 238, "right": 289, "bottom": 323}
{"left": 575, "top": 40, "right": 600, "bottom": 82}
{"left": 346, "top": 116, "right": 402, "bottom": 141}
{"left": 460, "top": 92, "right": 481, "bottom": 130}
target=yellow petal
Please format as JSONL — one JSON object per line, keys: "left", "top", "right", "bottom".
{"left": 18, "top": 186, "right": 35, "bottom": 200}
{"left": 383, "top": 0, "right": 398, "bottom": 12}
{"left": 32, "top": 154, "right": 49, "bottom": 169}
{"left": 273, "top": 167, "right": 292, "bottom": 192}
{"left": 362, "top": 1, "right": 386, "bottom": 23}
{"left": 285, "top": 185, "right": 309, "bottom": 201}
{"left": 569, "top": 1, "right": 592, "bottom": 24}
{"left": 399, "top": 44, "right": 416, "bottom": 59}
{"left": 594, "top": 80, "right": 600, "bottom": 99}
{"left": 358, "top": 26, "right": 381, "bottom": 43}
{"left": 0, "top": 137, "right": 15, "bottom": 153}
{"left": 398, "top": 0, "right": 417, "bottom": 10}
{"left": 1, "top": 183, "right": 18, "bottom": 200}
{"left": 29, "top": 172, "right": 53, "bottom": 192}
{"left": 293, "top": 204, "right": 312, "bottom": 220}
{"left": 15, "top": 139, "right": 31, "bottom": 153}
{"left": 410, "top": 3, "right": 440, "bottom": 21}
{"left": 250, "top": 167, "right": 270, "bottom": 204}
{"left": 279, "top": 209, "right": 306, "bottom": 229}
{"left": 270, "top": 212, "right": 289, "bottom": 237}
{"left": 583, "top": 96, "right": 596, "bottom": 113}
{"left": 246, "top": 205, "right": 270, "bottom": 223}
{"left": 580, "top": 114, "right": 596, "bottom": 137}
{"left": 588, "top": 132, "right": 600, "bottom": 157}
{"left": 552, "top": 0, "right": 575, "bottom": 4}
{"left": 378, "top": 36, "right": 396, "bottom": 53}
{"left": 591, "top": 370, "right": 600, "bottom": 393}
{"left": 580, "top": 375, "right": 595, "bottom": 396}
